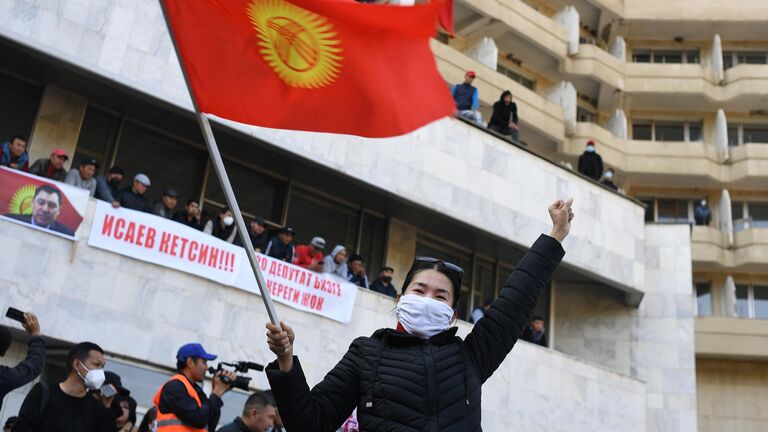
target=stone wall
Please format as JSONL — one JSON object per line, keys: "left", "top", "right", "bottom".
{"left": 696, "top": 358, "right": 768, "bottom": 432}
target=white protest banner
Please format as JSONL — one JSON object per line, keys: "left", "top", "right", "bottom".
{"left": 88, "top": 200, "right": 242, "bottom": 286}
{"left": 233, "top": 251, "right": 358, "bottom": 324}
{"left": 89, "top": 200, "right": 358, "bottom": 323}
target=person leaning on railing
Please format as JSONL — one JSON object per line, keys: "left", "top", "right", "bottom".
{"left": 265, "top": 199, "right": 575, "bottom": 431}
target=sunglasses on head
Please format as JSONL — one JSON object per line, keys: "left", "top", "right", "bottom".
{"left": 413, "top": 256, "right": 464, "bottom": 277}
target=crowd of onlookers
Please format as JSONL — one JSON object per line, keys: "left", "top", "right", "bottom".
{"left": 0, "top": 135, "right": 398, "bottom": 299}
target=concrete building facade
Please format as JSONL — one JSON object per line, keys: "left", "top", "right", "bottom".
{"left": 0, "top": 0, "right": 763, "bottom": 430}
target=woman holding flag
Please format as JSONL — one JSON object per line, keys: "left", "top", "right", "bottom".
{"left": 265, "top": 199, "right": 574, "bottom": 431}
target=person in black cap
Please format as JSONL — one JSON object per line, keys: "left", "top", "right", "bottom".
{"left": 151, "top": 188, "right": 180, "bottom": 219}
{"left": 94, "top": 371, "right": 132, "bottom": 431}
{"left": 234, "top": 215, "right": 270, "bottom": 253}
{"left": 64, "top": 158, "right": 98, "bottom": 196}
{"left": 264, "top": 227, "right": 296, "bottom": 263}
{"left": 95, "top": 167, "right": 125, "bottom": 208}
{"left": 173, "top": 199, "right": 204, "bottom": 231}
{"left": 369, "top": 266, "right": 397, "bottom": 298}
{"left": 0, "top": 312, "right": 44, "bottom": 411}
{"left": 153, "top": 343, "right": 236, "bottom": 432}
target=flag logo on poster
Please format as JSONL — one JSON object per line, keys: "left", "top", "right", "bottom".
{"left": 247, "top": 0, "right": 343, "bottom": 88}
{"left": 9, "top": 184, "right": 37, "bottom": 214}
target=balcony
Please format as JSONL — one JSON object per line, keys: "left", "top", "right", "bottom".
{"left": 564, "top": 123, "right": 768, "bottom": 189}
{"left": 695, "top": 316, "right": 768, "bottom": 359}
{"left": 691, "top": 226, "right": 768, "bottom": 272}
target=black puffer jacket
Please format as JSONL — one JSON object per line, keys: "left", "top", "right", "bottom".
{"left": 266, "top": 235, "right": 564, "bottom": 431}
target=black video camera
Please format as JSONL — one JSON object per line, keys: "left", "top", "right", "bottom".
{"left": 208, "top": 361, "right": 264, "bottom": 391}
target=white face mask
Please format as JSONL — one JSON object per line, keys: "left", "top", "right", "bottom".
{"left": 585, "top": 145, "right": 595, "bottom": 153}
{"left": 77, "top": 360, "right": 106, "bottom": 390}
{"left": 223, "top": 216, "right": 234, "bottom": 226}
{"left": 396, "top": 294, "right": 454, "bottom": 339}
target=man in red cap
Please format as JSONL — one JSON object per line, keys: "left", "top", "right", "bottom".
{"left": 577, "top": 139, "right": 604, "bottom": 181}
{"left": 451, "top": 71, "right": 483, "bottom": 126}
{"left": 29, "top": 149, "right": 69, "bottom": 182}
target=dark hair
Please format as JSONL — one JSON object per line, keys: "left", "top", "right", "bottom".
{"left": 532, "top": 316, "right": 544, "bottom": 322}
{"left": 107, "top": 167, "right": 124, "bottom": 175}
{"left": 348, "top": 254, "right": 364, "bottom": 264}
{"left": 401, "top": 259, "right": 463, "bottom": 307}
{"left": 484, "top": 297, "right": 494, "bottom": 307}
{"left": 10, "top": 135, "right": 26, "bottom": 143}
{"left": 219, "top": 207, "right": 231, "bottom": 214}
{"left": 176, "top": 356, "right": 202, "bottom": 373}
{"left": 242, "top": 391, "right": 276, "bottom": 416}
{"left": 186, "top": 198, "right": 200, "bottom": 206}
{"left": 0, "top": 326, "right": 11, "bottom": 356}
{"left": 34, "top": 185, "right": 62, "bottom": 206}
{"left": 66, "top": 342, "right": 103, "bottom": 373}
{"left": 380, "top": 266, "right": 394, "bottom": 273}
{"left": 499, "top": 90, "right": 512, "bottom": 101}
{"left": 137, "top": 406, "right": 157, "bottom": 432}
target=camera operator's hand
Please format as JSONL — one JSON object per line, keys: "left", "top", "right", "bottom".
{"left": 266, "top": 321, "right": 295, "bottom": 372}
{"left": 212, "top": 370, "right": 236, "bottom": 397}
{"left": 548, "top": 198, "right": 574, "bottom": 243}
{"left": 22, "top": 312, "right": 41, "bottom": 337}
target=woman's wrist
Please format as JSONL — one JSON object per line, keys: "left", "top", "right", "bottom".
{"left": 549, "top": 229, "right": 567, "bottom": 243}
{"left": 278, "top": 355, "right": 294, "bottom": 372}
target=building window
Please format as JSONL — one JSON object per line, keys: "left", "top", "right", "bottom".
{"left": 113, "top": 122, "right": 208, "bottom": 203}
{"left": 632, "top": 48, "right": 700, "bottom": 64}
{"left": 496, "top": 64, "right": 536, "bottom": 90}
{"left": 73, "top": 105, "right": 121, "bottom": 175}
{"left": 204, "top": 161, "right": 286, "bottom": 223}
{"left": 577, "top": 106, "right": 597, "bottom": 123}
{"left": 727, "top": 123, "right": 768, "bottom": 146}
{"left": 0, "top": 72, "right": 41, "bottom": 144}
{"left": 723, "top": 51, "right": 768, "bottom": 70}
{"left": 286, "top": 187, "right": 360, "bottom": 254}
{"left": 731, "top": 201, "right": 768, "bottom": 231}
{"left": 694, "top": 282, "right": 713, "bottom": 316}
{"left": 735, "top": 284, "right": 768, "bottom": 319}
{"left": 358, "top": 211, "right": 388, "bottom": 281}
{"left": 631, "top": 120, "right": 703, "bottom": 142}
{"left": 657, "top": 199, "right": 691, "bottom": 223}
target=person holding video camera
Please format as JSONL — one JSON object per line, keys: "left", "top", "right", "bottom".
{"left": 0, "top": 310, "right": 44, "bottom": 410}
{"left": 153, "top": 343, "right": 236, "bottom": 431}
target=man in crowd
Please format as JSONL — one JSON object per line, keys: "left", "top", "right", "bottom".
{"left": 64, "top": 158, "right": 98, "bottom": 197}
{"left": 174, "top": 199, "right": 204, "bottom": 231}
{"left": 151, "top": 188, "right": 179, "bottom": 219}
{"left": 234, "top": 216, "right": 269, "bottom": 252}
{"left": 0, "top": 313, "right": 44, "bottom": 410}
{"left": 265, "top": 392, "right": 285, "bottom": 432}
{"left": 4, "top": 185, "right": 75, "bottom": 236}
{"left": 3, "top": 417, "right": 16, "bottom": 432}
{"left": 695, "top": 199, "right": 712, "bottom": 226}
{"left": 293, "top": 236, "right": 325, "bottom": 272}
{"left": 0, "top": 135, "right": 29, "bottom": 171}
{"left": 265, "top": 227, "right": 296, "bottom": 262}
{"left": 322, "top": 245, "right": 348, "bottom": 278}
{"left": 218, "top": 391, "right": 277, "bottom": 432}
{"left": 153, "top": 343, "right": 236, "bottom": 431}
{"left": 204, "top": 207, "right": 238, "bottom": 242}
{"left": 14, "top": 341, "right": 114, "bottom": 431}
{"left": 522, "top": 316, "right": 548, "bottom": 347}
{"left": 471, "top": 298, "right": 493, "bottom": 323}
{"left": 347, "top": 254, "right": 369, "bottom": 289}
{"left": 95, "top": 167, "right": 124, "bottom": 208}
{"left": 577, "top": 140, "right": 603, "bottom": 181}
{"left": 28, "top": 149, "right": 69, "bottom": 181}
{"left": 369, "top": 266, "right": 396, "bottom": 298}
{"left": 115, "top": 173, "right": 151, "bottom": 212}
{"left": 451, "top": 71, "right": 483, "bottom": 126}
{"left": 601, "top": 168, "right": 618, "bottom": 191}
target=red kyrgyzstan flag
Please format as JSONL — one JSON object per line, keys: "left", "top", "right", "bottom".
{"left": 162, "top": 0, "right": 456, "bottom": 138}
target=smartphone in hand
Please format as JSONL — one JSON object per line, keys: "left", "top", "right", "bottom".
{"left": 5, "top": 307, "right": 25, "bottom": 323}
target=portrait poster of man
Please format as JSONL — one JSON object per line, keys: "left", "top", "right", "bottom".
{"left": 0, "top": 166, "right": 90, "bottom": 240}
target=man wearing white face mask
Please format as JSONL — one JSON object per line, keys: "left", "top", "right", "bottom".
{"left": 14, "top": 341, "right": 114, "bottom": 431}
{"left": 265, "top": 199, "right": 575, "bottom": 432}
{"left": 204, "top": 207, "right": 238, "bottom": 243}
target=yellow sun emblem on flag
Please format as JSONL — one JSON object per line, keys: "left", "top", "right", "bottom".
{"left": 247, "top": 0, "right": 343, "bottom": 88}
{"left": 9, "top": 184, "right": 36, "bottom": 215}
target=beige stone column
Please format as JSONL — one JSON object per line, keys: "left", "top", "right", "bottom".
{"left": 384, "top": 218, "right": 417, "bottom": 290}
{"left": 28, "top": 85, "right": 87, "bottom": 170}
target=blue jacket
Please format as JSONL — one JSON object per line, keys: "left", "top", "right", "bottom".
{"left": 451, "top": 83, "right": 479, "bottom": 111}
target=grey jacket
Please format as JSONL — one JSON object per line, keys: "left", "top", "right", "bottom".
{"left": 64, "top": 170, "right": 97, "bottom": 196}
